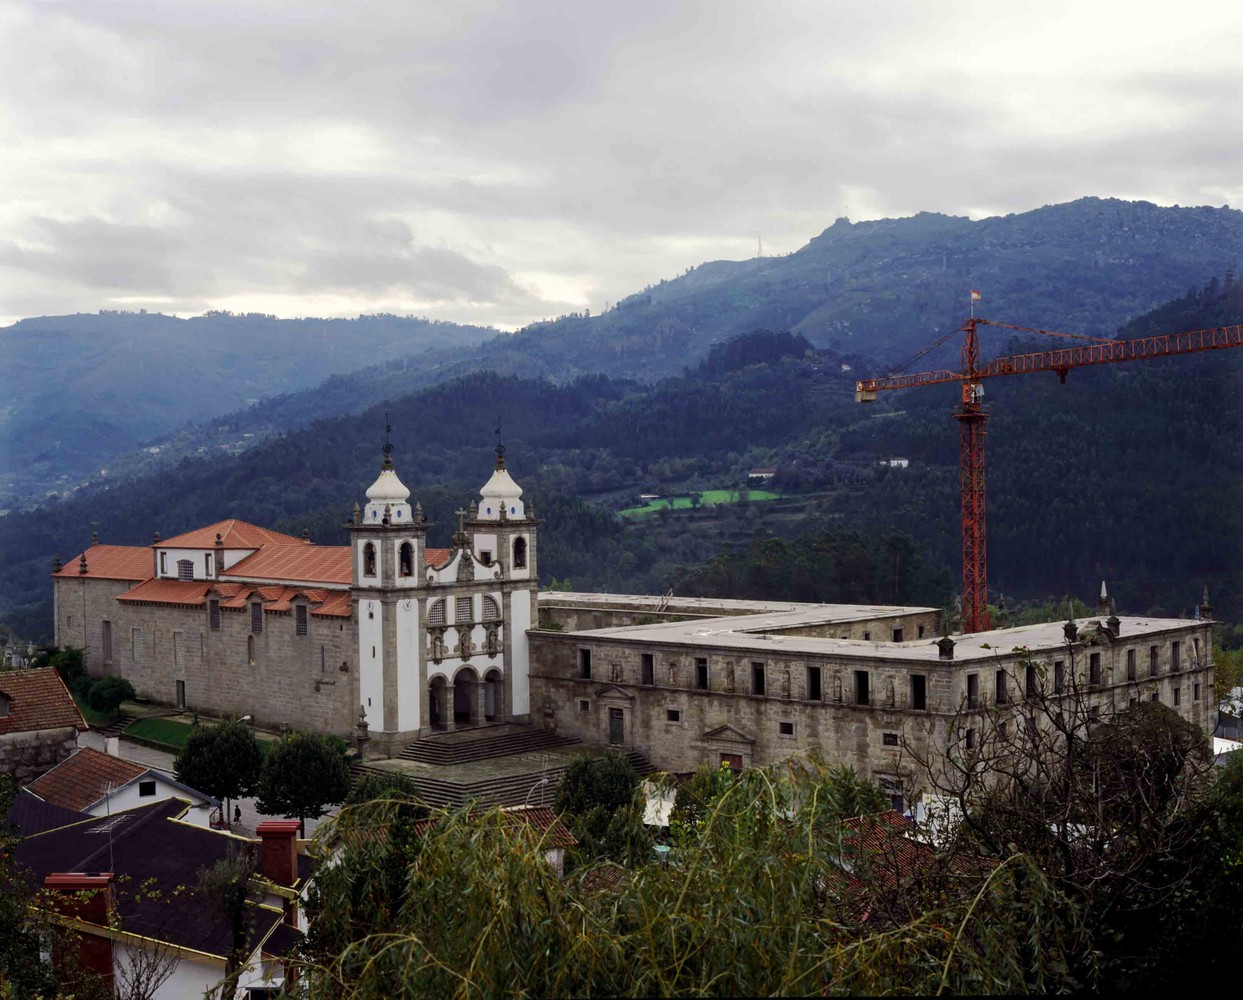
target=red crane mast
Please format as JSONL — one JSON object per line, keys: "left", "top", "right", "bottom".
{"left": 856, "top": 314, "right": 1243, "bottom": 634}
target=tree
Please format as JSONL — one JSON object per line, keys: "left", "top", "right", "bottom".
{"left": 197, "top": 846, "right": 257, "bottom": 998}
{"left": 255, "top": 732, "right": 350, "bottom": 836}
{"left": 86, "top": 676, "right": 136, "bottom": 716}
{"left": 174, "top": 719, "right": 262, "bottom": 823}
{"left": 0, "top": 777, "right": 61, "bottom": 997}
{"left": 554, "top": 752, "right": 647, "bottom": 866}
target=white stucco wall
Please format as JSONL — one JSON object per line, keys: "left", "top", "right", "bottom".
{"left": 111, "top": 942, "right": 223, "bottom": 999}
{"left": 510, "top": 589, "right": 532, "bottom": 714}
{"left": 88, "top": 781, "right": 214, "bottom": 827}
{"left": 155, "top": 547, "right": 252, "bottom": 580}
{"left": 358, "top": 599, "right": 384, "bottom": 731}
{"left": 397, "top": 598, "right": 419, "bottom": 731}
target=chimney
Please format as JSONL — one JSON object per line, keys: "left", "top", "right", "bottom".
{"left": 43, "top": 873, "right": 116, "bottom": 987}
{"left": 1064, "top": 619, "right": 1079, "bottom": 642}
{"left": 936, "top": 635, "right": 956, "bottom": 660}
{"left": 53, "top": 553, "right": 62, "bottom": 573}
{"left": 105, "top": 736, "right": 120, "bottom": 756}
{"left": 257, "top": 820, "right": 300, "bottom": 888}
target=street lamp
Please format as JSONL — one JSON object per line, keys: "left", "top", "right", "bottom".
{"left": 524, "top": 776, "right": 551, "bottom": 806}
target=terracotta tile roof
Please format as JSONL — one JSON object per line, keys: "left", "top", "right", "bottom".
{"left": 425, "top": 547, "right": 452, "bottom": 568}
{"left": 0, "top": 668, "right": 87, "bottom": 736}
{"left": 311, "top": 591, "right": 353, "bottom": 618}
{"left": 15, "top": 799, "right": 297, "bottom": 958}
{"left": 225, "top": 544, "right": 351, "bottom": 585}
{"left": 53, "top": 545, "right": 152, "bottom": 582}
{"left": 210, "top": 582, "right": 246, "bottom": 598}
{"left": 117, "top": 579, "right": 212, "bottom": 606}
{"left": 414, "top": 806, "right": 577, "bottom": 849}
{"left": 29, "top": 747, "right": 147, "bottom": 812}
{"left": 837, "top": 811, "right": 995, "bottom": 894}
{"left": 157, "top": 519, "right": 304, "bottom": 550}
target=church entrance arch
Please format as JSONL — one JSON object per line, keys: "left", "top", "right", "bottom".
{"left": 429, "top": 675, "right": 447, "bottom": 729}
{"left": 453, "top": 666, "right": 480, "bottom": 726}
{"left": 484, "top": 668, "right": 502, "bottom": 722}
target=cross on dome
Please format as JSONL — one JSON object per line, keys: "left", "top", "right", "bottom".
{"left": 363, "top": 419, "right": 413, "bottom": 525}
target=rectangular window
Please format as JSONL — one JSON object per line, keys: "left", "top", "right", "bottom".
{"left": 1090, "top": 705, "right": 1101, "bottom": 720}
{"left": 1054, "top": 660, "right": 1065, "bottom": 694}
{"left": 854, "top": 670, "right": 870, "bottom": 706}
{"left": 995, "top": 670, "right": 1008, "bottom": 705}
{"left": 882, "top": 732, "right": 899, "bottom": 746}
{"left": 965, "top": 728, "right": 977, "bottom": 750}
{"left": 66, "top": 614, "right": 73, "bottom": 628}
{"left": 1194, "top": 682, "right": 1201, "bottom": 701}
{"left": 641, "top": 653, "right": 654, "bottom": 686}
{"left": 295, "top": 605, "right": 308, "bottom": 636}
{"left": 1151, "top": 692, "right": 1159, "bottom": 702}
{"left": 807, "top": 666, "right": 822, "bottom": 701}
{"left": 205, "top": 553, "right": 213, "bottom": 577}
{"left": 779, "top": 721, "right": 795, "bottom": 736}
{"left": 695, "top": 658, "right": 709, "bottom": 690}
{"left": 1194, "top": 636, "right": 1202, "bottom": 665}
{"left": 917, "top": 625, "right": 926, "bottom": 639}
{"left": 173, "top": 631, "right": 184, "bottom": 670}
{"left": 159, "top": 552, "right": 167, "bottom": 575}
{"left": 131, "top": 627, "right": 143, "bottom": 663}
{"left": 999, "top": 720, "right": 1009, "bottom": 740}
{"left": 1126, "top": 649, "right": 1136, "bottom": 682}
{"left": 579, "top": 649, "right": 592, "bottom": 680}
{"left": 863, "top": 631, "right": 871, "bottom": 641}
{"left": 177, "top": 559, "right": 193, "bottom": 581}
{"left": 1173, "top": 687, "right": 1181, "bottom": 706}
{"left": 1149, "top": 646, "right": 1158, "bottom": 678}
{"left": 480, "top": 550, "right": 492, "bottom": 565}
{"left": 911, "top": 674, "right": 927, "bottom": 711}
{"left": 966, "top": 673, "right": 979, "bottom": 709}
{"left": 1172, "top": 641, "right": 1181, "bottom": 672}
{"left": 251, "top": 603, "right": 263, "bottom": 633}
{"left": 578, "top": 699, "right": 589, "bottom": 713}
{"left": 138, "top": 780, "right": 156, "bottom": 797}
{"left": 1025, "top": 664, "right": 1037, "bottom": 699}
{"left": 751, "top": 661, "right": 765, "bottom": 696}
{"left": 456, "top": 596, "right": 473, "bottom": 624}
{"left": 666, "top": 708, "right": 681, "bottom": 723}
{"left": 209, "top": 599, "right": 221, "bottom": 631}
{"left": 892, "top": 627, "right": 904, "bottom": 643}
{"left": 1089, "top": 652, "right": 1101, "bottom": 687}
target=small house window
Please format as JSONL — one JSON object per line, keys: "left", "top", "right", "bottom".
{"left": 363, "top": 543, "right": 376, "bottom": 577}
{"left": 910, "top": 674, "right": 927, "bottom": 711}
{"left": 1172, "top": 641, "right": 1181, "bottom": 672}
{"left": 1053, "top": 660, "right": 1065, "bottom": 693}
{"left": 965, "top": 728, "right": 977, "bottom": 750}
{"left": 641, "top": 653, "right": 654, "bottom": 686}
{"left": 513, "top": 537, "right": 527, "bottom": 569}
{"left": 882, "top": 732, "right": 899, "bottom": 746}
{"left": 295, "top": 605, "right": 308, "bottom": 636}
{"left": 138, "top": 780, "right": 156, "bottom": 798}
{"left": 0, "top": 696, "right": 9, "bottom": 719}
{"left": 1126, "top": 649, "right": 1136, "bottom": 681}
{"left": 917, "top": 625, "right": 926, "bottom": 638}
{"left": 966, "top": 673, "right": 979, "bottom": 709}
{"left": 480, "top": 549, "right": 492, "bottom": 565}
{"left": 751, "top": 661, "right": 765, "bottom": 696}
{"left": 177, "top": 559, "right": 193, "bottom": 581}
{"left": 1173, "top": 687, "right": 1181, "bottom": 706}
{"left": 1149, "top": 646, "right": 1158, "bottom": 678}
{"left": 209, "top": 600, "right": 221, "bottom": 631}
{"left": 695, "top": 658, "right": 709, "bottom": 690}
{"left": 579, "top": 700, "right": 590, "bottom": 713}
{"left": 159, "top": 552, "right": 167, "bottom": 575}
{"left": 251, "top": 603, "right": 263, "bottom": 633}
{"left": 666, "top": 709, "right": 681, "bottom": 723}
{"left": 892, "top": 627, "right": 904, "bottom": 643}
{"left": 399, "top": 542, "right": 414, "bottom": 577}
{"left": 1089, "top": 652, "right": 1101, "bottom": 687}
{"left": 779, "top": 721, "right": 795, "bottom": 736}
{"left": 579, "top": 649, "right": 592, "bottom": 680}
{"left": 1025, "top": 664, "right": 1037, "bottom": 699}
{"left": 807, "top": 666, "right": 822, "bottom": 700}
{"left": 854, "top": 670, "right": 870, "bottom": 706}
{"left": 1194, "top": 682, "right": 1200, "bottom": 701}
{"left": 995, "top": 670, "right": 1007, "bottom": 705}
{"left": 205, "top": 553, "right": 213, "bottom": 577}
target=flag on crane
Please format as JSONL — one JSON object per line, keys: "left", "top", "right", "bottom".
{"left": 970, "top": 290, "right": 982, "bottom": 302}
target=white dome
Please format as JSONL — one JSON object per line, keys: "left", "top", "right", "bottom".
{"left": 366, "top": 468, "right": 411, "bottom": 503}
{"left": 480, "top": 467, "right": 523, "bottom": 501}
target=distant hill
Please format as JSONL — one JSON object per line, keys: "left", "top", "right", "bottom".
{"left": 0, "top": 311, "right": 495, "bottom": 493}
{"left": 64, "top": 197, "right": 1243, "bottom": 501}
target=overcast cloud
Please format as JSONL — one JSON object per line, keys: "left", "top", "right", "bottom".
{"left": 2, "top": 0, "right": 1240, "bottom": 327}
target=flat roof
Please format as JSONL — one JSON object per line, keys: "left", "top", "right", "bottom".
{"left": 541, "top": 614, "right": 1204, "bottom": 663}
{"left": 538, "top": 592, "right": 937, "bottom": 620}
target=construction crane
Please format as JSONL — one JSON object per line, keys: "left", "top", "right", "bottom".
{"left": 855, "top": 298, "right": 1243, "bottom": 634}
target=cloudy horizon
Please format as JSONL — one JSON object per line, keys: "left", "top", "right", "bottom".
{"left": 2, "top": 0, "right": 1240, "bottom": 329}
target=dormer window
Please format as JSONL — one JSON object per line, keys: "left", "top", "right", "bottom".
{"left": 363, "top": 542, "right": 377, "bottom": 577}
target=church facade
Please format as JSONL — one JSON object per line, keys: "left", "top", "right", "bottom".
{"left": 53, "top": 447, "right": 538, "bottom": 755}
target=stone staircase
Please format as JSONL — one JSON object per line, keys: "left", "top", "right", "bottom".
{"left": 96, "top": 714, "right": 136, "bottom": 739}
{"left": 397, "top": 724, "right": 580, "bottom": 765}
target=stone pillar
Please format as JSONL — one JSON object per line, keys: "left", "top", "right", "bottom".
{"left": 445, "top": 683, "right": 456, "bottom": 731}
{"left": 474, "top": 676, "right": 487, "bottom": 724}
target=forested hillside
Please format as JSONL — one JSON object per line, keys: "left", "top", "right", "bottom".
{"left": 27, "top": 197, "right": 1243, "bottom": 512}
{"left": 3, "top": 278, "right": 1241, "bottom": 643}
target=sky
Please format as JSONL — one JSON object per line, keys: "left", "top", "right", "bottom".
{"left": 2, "top": 0, "right": 1240, "bottom": 329}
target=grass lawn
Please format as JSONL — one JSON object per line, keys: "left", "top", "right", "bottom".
{"left": 126, "top": 716, "right": 195, "bottom": 751}
{"left": 72, "top": 692, "right": 116, "bottom": 728}
{"left": 620, "top": 489, "right": 781, "bottom": 517}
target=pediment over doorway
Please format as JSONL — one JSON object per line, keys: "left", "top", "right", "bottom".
{"left": 593, "top": 684, "right": 634, "bottom": 701}
{"left": 700, "top": 724, "right": 754, "bottom": 745}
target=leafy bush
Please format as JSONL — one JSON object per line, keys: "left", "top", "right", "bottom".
{"left": 86, "top": 676, "right": 135, "bottom": 714}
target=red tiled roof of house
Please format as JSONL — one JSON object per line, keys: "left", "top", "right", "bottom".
{"left": 225, "top": 545, "right": 352, "bottom": 586}
{"left": 157, "top": 519, "right": 304, "bottom": 550}
{"left": 311, "top": 591, "right": 353, "bottom": 618}
{"left": 29, "top": 747, "right": 147, "bottom": 812}
{"left": 117, "top": 579, "right": 213, "bottom": 606}
{"left": 52, "top": 545, "right": 152, "bottom": 582}
{"left": 425, "top": 548, "right": 452, "bottom": 568}
{"left": 0, "top": 668, "right": 87, "bottom": 736}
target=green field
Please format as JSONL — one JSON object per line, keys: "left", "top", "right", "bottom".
{"left": 125, "top": 716, "right": 195, "bottom": 750}
{"left": 620, "top": 489, "right": 781, "bottom": 517}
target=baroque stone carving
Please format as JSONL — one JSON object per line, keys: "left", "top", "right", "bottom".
{"left": 725, "top": 661, "right": 735, "bottom": 693}
{"left": 429, "top": 629, "right": 446, "bottom": 663}
{"left": 457, "top": 555, "right": 475, "bottom": 582}
{"left": 783, "top": 667, "right": 791, "bottom": 699}
{"left": 833, "top": 675, "right": 843, "bottom": 702}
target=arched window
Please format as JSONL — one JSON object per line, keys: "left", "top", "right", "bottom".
{"left": 482, "top": 595, "right": 501, "bottom": 620}
{"left": 428, "top": 599, "right": 447, "bottom": 626}
{"left": 363, "top": 542, "right": 376, "bottom": 577}
{"left": 513, "top": 536, "right": 527, "bottom": 569}
{"left": 399, "top": 541, "right": 414, "bottom": 577}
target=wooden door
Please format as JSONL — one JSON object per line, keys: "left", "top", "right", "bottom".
{"left": 608, "top": 707, "right": 624, "bottom": 745}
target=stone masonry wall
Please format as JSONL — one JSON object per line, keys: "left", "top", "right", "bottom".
{"left": 1, "top": 727, "right": 78, "bottom": 785}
